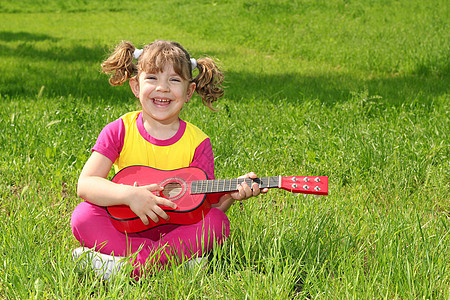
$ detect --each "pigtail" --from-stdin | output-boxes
[193,58,224,110]
[101,41,137,86]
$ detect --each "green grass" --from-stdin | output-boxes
[0,0,449,298]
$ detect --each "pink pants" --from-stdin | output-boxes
[71,201,230,275]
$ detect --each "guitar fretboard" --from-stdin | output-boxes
[190,177,279,194]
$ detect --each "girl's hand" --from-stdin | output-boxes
[127,183,177,225]
[212,172,269,212]
[230,172,269,201]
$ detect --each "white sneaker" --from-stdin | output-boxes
[72,247,125,280]
[185,256,208,269]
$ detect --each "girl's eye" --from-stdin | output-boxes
[170,77,182,82]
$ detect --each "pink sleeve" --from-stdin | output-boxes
[91,118,125,163]
[189,138,225,204]
[189,138,215,179]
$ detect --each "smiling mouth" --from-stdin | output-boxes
[152,98,172,106]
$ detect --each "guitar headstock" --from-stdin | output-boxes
[279,176,328,195]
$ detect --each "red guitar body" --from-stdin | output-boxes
[106,166,211,233]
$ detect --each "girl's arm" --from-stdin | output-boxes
[212,172,268,212]
[77,151,177,225]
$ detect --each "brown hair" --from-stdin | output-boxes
[101,40,224,110]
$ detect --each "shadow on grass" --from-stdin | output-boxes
[0,31,107,63]
[0,30,132,102]
[1,30,448,106]
[0,31,58,42]
[225,71,448,106]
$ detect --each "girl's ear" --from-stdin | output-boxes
[129,76,139,98]
[186,82,196,103]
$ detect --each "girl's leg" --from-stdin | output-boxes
[71,201,163,258]
[71,202,229,269]
[136,207,230,265]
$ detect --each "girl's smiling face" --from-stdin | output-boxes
[130,63,195,126]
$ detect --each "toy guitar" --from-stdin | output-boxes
[106,165,328,233]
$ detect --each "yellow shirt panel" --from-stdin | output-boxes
[113,111,208,173]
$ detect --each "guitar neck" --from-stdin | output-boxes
[191,177,280,194]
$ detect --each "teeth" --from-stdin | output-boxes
[153,98,171,102]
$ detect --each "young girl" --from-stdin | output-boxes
[71,40,266,279]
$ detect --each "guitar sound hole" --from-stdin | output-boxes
[162,182,183,199]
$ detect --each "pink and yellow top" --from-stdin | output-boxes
[92,111,221,202]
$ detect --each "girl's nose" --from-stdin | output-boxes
[156,80,170,92]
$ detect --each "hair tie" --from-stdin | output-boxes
[133,48,143,59]
[190,58,197,70]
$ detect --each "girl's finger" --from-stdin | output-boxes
[152,205,170,220]
[146,211,159,223]
[240,182,252,199]
[252,182,260,196]
[143,184,164,192]
[139,214,149,225]
[156,197,177,209]
[247,172,257,179]
[233,184,243,200]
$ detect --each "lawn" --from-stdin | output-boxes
[0,0,448,298]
